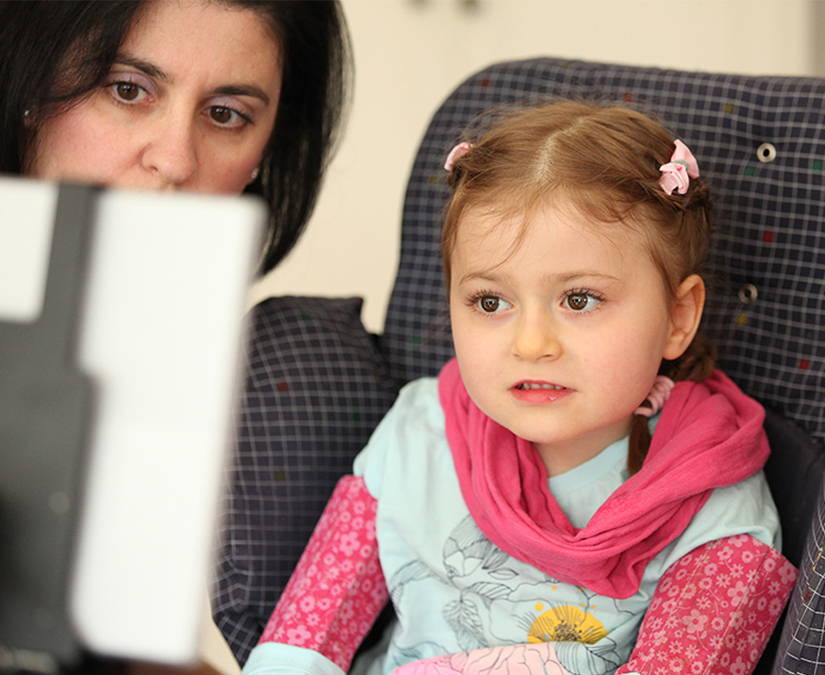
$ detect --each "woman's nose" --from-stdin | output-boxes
[512,310,562,361]
[140,113,198,187]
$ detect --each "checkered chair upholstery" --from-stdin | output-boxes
[212,58,825,672]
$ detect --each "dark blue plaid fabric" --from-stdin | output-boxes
[214,58,825,670]
[212,297,398,664]
[777,474,825,674]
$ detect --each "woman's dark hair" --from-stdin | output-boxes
[0,0,352,273]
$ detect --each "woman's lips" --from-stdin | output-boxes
[510,380,572,403]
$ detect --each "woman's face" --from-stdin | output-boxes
[26,0,282,194]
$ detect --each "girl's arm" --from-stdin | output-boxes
[616,534,797,674]
[244,475,388,674]
[395,535,795,675]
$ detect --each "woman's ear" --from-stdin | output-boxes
[663,274,706,360]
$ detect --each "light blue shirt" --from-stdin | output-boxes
[244,377,780,675]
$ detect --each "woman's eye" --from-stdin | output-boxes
[110,81,147,103]
[564,291,602,312]
[476,295,511,314]
[207,105,249,128]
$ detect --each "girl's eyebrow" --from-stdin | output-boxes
[552,271,621,283]
[457,270,506,286]
[458,270,621,285]
[112,52,271,105]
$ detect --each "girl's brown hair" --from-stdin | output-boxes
[442,101,716,475]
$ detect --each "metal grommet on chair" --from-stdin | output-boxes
[738,283,759,304]
[756,142,777,163]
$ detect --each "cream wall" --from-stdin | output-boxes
[251,0,815,334]
[209,2,816,673]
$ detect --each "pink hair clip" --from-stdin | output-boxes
[634,375,675,417]
[444,142,473,172]
[658,139,700,195]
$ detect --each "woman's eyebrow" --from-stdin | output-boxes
[113,53,168,80]
[113,52,271,105]
[213,85,271,106]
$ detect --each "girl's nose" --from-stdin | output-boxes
[140,113,198,187]
[512,310,562,361]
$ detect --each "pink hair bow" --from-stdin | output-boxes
[658,139,700,195]
[635,375,675,417]
[444,142,472,171]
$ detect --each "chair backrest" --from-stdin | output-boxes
[775,473,825,674]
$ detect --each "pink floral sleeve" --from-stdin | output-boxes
[616,534,797,674]
[258,475,388,672]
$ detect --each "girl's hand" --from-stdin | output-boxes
[127,662,225,675]
[392,642,570,675]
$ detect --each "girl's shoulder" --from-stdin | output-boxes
[397,375,441,408]
[700,470,780,549]
[388,376,445,434]
[650,470,781,580]
[353,376,448,498]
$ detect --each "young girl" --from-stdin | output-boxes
[242,102,797,675]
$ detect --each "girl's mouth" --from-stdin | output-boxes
[514,382,566,391]
[510,380,572,403]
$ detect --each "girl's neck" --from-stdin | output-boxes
[535,416,633,477]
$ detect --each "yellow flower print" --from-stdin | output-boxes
[528,605,608,644]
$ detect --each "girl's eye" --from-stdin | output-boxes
[564,291,603,312]
[207,105,250,128]
[475,295,512,314]
[110,81,147,103]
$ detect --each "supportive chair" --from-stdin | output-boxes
[212,57,825,673]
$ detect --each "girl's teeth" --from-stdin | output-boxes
[519,383,564,390]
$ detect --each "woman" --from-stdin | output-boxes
[0,0,351,273]
[0,1,351,672]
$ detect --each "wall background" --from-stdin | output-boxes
[210,2,818,672]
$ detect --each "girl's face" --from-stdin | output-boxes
[26,0,281,194]
[449,198,702,476]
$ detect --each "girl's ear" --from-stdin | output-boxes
[663,274,706,360]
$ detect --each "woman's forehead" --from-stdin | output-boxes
[121,0,282,85]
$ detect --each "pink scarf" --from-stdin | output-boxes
[438,358,770,598]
